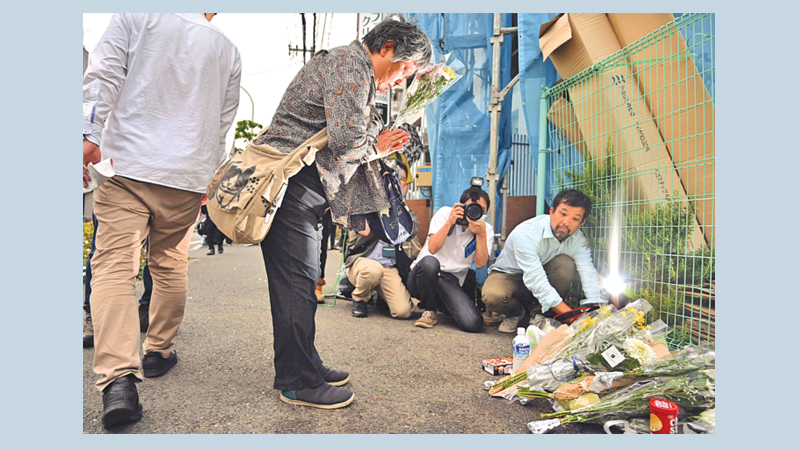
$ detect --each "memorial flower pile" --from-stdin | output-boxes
[482,298,716,434]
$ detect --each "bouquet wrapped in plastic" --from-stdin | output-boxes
[390,53,465,130]
[524,300,663,392]
[527,369,716,434]
[625,342,715,377]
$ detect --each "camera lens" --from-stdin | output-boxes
[465,202,483,221]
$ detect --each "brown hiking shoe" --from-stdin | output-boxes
[83,311,94,348]
[316,278,326,303]
[415,310,438,328]
[482,310,502,326]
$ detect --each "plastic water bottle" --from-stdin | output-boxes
[512,327,531,372]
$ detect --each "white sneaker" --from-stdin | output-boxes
[498,313,523,333]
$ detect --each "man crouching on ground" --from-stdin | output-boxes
[482,189,606,332]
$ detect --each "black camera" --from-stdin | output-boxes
[455,177,486,226]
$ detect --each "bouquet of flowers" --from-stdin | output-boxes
[527,369,716,434]
[390,54,465,130]
[625,342,715,378]
[523,300,660,391]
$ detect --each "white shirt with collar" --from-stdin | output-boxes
[489,214,604,312]
[83,13,242,193]
[411,206,494,286]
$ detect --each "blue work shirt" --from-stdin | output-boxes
[489,215,605,312]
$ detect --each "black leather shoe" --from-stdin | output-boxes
[142,349,178,378]
[207,247,215,255]
[102,374,143,429]
[280,383,354,409]
[138,303,149,333]
[218,246,224,254]
[351,301,368,318]
[318,364,350,386]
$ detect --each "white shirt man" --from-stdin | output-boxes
[82,13,241,429]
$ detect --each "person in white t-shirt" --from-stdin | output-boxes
[407,188,494,332]
[82,13,241,429]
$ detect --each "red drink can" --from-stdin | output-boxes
[649,398,679,434]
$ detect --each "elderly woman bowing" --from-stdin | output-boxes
[255,16,432,409]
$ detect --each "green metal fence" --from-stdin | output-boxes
[538,13,714,347]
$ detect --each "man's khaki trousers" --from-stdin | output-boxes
[482,254,581,316]
[90,176,201,391]
[347,257,418,319]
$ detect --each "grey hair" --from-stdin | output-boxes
[362,14,433,70]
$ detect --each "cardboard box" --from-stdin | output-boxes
[482,357,513,376]
[546,95,589,157]
[540,14,705,251]
[607,13,714,247]
[539,14,623,81]
[415,165,432,187]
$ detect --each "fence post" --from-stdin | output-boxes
[536,89,548,216]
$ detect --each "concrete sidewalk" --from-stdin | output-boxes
[83,234,603,434]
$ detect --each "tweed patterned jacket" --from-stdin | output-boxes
[254,41,388,231]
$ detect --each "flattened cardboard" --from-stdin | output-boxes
[540,13,705,251]
[539,14,623,80]
[607,13,714,247]
[546,96,588,157]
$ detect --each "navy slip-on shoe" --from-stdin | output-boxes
[318,364,350,386]
[280,383,354,410]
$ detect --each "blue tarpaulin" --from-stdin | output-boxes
[407,13,513,221]
[517,13,560,208]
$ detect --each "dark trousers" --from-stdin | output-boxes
[323,209,339,249]
[200,205,225,250]
[319,210,331,278]
[84,215,98,313]
[407,256,483,333]
[139,243,152,305]
[260,164,328,391]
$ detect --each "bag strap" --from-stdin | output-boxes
[301,128,329,153]
[249,127,329,155]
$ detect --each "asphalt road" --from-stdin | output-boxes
[82,233,603,435]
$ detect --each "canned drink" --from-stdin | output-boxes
[649,398,679,434]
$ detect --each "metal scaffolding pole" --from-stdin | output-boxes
[487,13,518,242]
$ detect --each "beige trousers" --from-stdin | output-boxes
[347,257,418,319]
[90,176,201,392]
[482,254,580,316]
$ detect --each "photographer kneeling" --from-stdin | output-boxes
[407,179,494,332]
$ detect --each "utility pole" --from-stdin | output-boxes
[288,13,317,64]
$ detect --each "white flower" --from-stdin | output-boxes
[622,337,657,366]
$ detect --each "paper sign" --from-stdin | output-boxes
[83,159,115,194]
[601,345,625,368]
